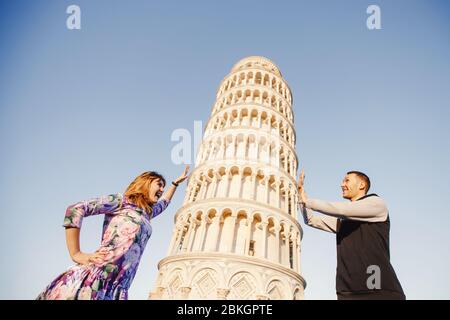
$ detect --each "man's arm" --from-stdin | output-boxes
[301,204,339,233]
[305,196,388,222]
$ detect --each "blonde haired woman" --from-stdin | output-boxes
[37,166,190,300]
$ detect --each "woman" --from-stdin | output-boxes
[37,166,190,300]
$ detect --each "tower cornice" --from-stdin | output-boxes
[205,102,296,142]
[230,56,283,77]
[173,198,303,239]
[200,127,298,167]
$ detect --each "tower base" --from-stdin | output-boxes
[149,253,306,300]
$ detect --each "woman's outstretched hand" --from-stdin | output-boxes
[174,165,190,185]
[162,165,190,202]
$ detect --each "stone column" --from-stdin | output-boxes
[194,217,208,251]
[171,223,184,254]
[188,179,197,202]
[176,224,188,253]
[227,79,232,90]
[274,225,281,264]
[236,171,243,199]
[245,217,254,256]
[214,216,223,252]
[167,226,179,256]
[226,215,237,253]
[284,150,288,173]
[255,137,261,163]
[243,136,248,159]
[289,128,293,146]
[183,183,192,204]
[226,114,231,128]
[293,155,297,175]
[200,180,208,200]
[207,143,214,162]
[285,229,291,268]
[290,191,296,217]
[291,233,297,271]
[196,144,203,164]
[260,221,268,259]
[289,152,294,176]
[275,180,281,209]
[223,172,231,198]
[235,218,247,254]
[182,218,196,252]
[206,216,222,251]
[250,174,256,201]
[264,177,270,204]
[211,175,219,198]
[284,187,289,212]
[187,184,196,204]
[186,218,200,252]
[231,136,237,157]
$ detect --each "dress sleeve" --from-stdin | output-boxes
[150,198,171,219]
[63,193,123,228]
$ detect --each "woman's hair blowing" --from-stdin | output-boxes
[124,171,166,214]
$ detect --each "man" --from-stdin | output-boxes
[298,170,405,300]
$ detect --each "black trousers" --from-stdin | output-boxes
[337,291,406,300]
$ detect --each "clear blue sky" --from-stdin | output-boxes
[1,0,449,299]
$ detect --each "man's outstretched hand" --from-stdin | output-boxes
[297,169,308,205]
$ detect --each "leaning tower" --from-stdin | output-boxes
[149,56,305,300]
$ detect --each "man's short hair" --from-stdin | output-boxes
[347,171,371,193]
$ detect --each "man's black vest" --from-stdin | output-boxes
[336,194,405,298]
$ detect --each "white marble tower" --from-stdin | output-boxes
[149,56,305,300]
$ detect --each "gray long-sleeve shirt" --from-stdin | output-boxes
[301,195,389,233]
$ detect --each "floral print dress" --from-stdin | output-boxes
[37,193,170,300]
